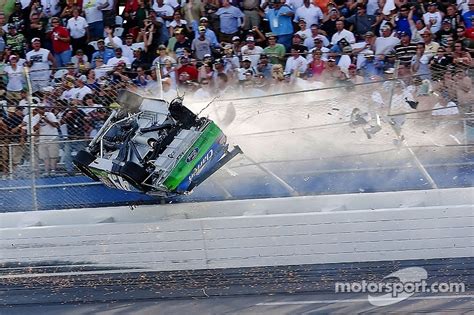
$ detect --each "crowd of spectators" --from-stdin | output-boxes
[0,0,473,176]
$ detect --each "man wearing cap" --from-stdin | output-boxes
[294,0,324,28]
[436,19,457,47]
[241,35,264,67]
[394,31,417,67]
[374,24,400,59]
[4,54,24,100]
[238,56,256,80]
[107,47,132,68]
[173,28,192,59]
[121,34,135,62]
[423,2,443,34]
[5,24,25,55]
[263,33,286,65]
[50,17,72,67]
[216,0,245,43]
[192,26,212,60]
[294,19,312,41]
[264,0,294,51]
[393,4,411,38]
[321,7,340,39]
[194,17,219,48]
[284,45,307,76]
[67,7,89,54]
[25,38,56,92]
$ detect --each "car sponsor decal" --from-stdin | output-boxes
[186,147,199,163]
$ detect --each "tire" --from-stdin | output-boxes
[73,150,100,181]
[120,161,150,191]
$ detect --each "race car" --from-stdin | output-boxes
[73,90,242,197]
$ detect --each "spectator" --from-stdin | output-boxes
[408,6,426,44]
[304,24,329,49]
[294,0,324,28]
[394,31,417,67]
[71,76,93,100]
[98,0,115,27]
[263,0,294,51]
[241,0,261,31]
[263,33,286,65]
[238,56,256,80]
[153,0,174,26]
[241,35,263,67]
[107,47,132,68]
[25,38,56,92]
[444,4,464,31]
[169,11,190,37]
[421,30,440,54]
[463,3,473,28]
[71,49,90,72]
[4,106,25,172]
[91,39,114,66]
[30,103,60,176]
[192,26,212,60]
[452,40,473,65]
[423,2,443,34]
[255,54,272,78]
[83,0,105,40]
[294,19,312,41]
[430,47,452,81]
[67,7,89,54]
[285,45,307,76]
[60,102,88,175]
[321,8,340,39]
[4,55,25,100]
[216,0,244,43]
[24,12,46,44]
[50,17,72,67]
[411,42,432,80]
[194,17,219,48]
[122,33,135,62]
[307,49,326,80]
[346,3,376,40]
[5,24,25,55]
[330,19,356,46]
[374,24,400,59]
[182,0,205,28]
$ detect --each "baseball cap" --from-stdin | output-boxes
[398,31,409,37]
[364,31,375,37]
[242,56,252,62]
[9,55,17,61]
[7,24,15,29]
[328,57,336,62]
[200,17,208,21]
[31,37,41,43]
[97,38,105,43]
[174,28,183,34]
[427,2,437,6]
[348,64,357,70]
[384,68,395,74]
[442,18,451,24]
[246,36,255,42]
[232,36,241,41]
[125,33,134,38]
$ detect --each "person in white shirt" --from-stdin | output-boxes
[104,26,123,49]
[121,34,135,62]
[285,46,308,75]
[285,0,304,11]
[41,0,61,17]
[107,47,131,68]
[294,19,312,41]
[25,38,56,92]
[82,0,103,39]
[423,2,443,34]
[4,55,25,97]
[293,0,324,27]
[240,36,264,67]
[23,104,60,174]
[67,8,89,53]
[331,20,356,46]
[152,0,175,27]
[70,76,93,100]
[303,24,329,49]
[374,24,400,58]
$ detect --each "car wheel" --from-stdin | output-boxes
[73,150,99,180]
[120,162,150,191]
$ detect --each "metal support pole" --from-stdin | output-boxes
[8,144,13,180]
[24,66,38,211]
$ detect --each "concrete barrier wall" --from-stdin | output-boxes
[1,188,472,273]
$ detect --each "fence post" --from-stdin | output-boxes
[8,144,13,180]
[24,66,39,211]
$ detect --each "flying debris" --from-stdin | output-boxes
[350,108,382,139]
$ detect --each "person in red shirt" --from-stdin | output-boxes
[176,57,199,85]
[50,17,72,67]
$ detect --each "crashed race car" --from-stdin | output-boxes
[73,90,242,197]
